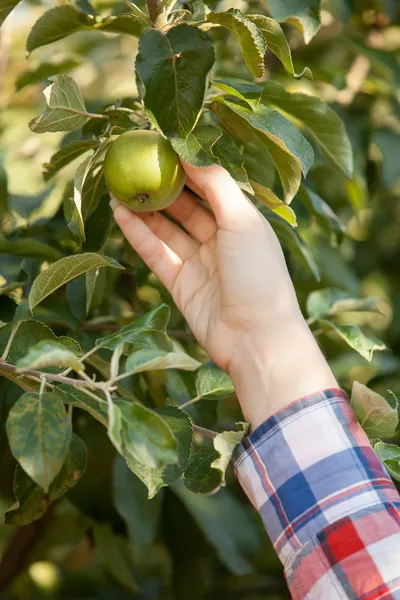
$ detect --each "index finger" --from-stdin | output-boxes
[181,161,259,231]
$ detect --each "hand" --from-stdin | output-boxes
[111,162,337,428]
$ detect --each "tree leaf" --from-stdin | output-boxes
[113,455,163,554]
[0,235,63,262]
[136,24,214,137]
[195,362,234,400]
[6,391,72,492]
[298,186,346,244]
[171,126,222,167]
[43,140,100,182]
[126,407,193,498]
[207,10,266,78]
[184,445,221,494]
[318,319,386,361]
[263,0,322,44]
[108,399,178,470]
[93,523,138,591]
[374,442,400,481]
[212,96,313,202]
[266,210,320,280]
[16,340,83,373]
[124,348,201,377]
[5,434,87,526]
[29,75,90,134]
[247,15,312,78]
[212,78,263,110]
[211,131,253,193]
[172,482,261,575]
[15,56,82,91]
[249,183,297,226]
[58,384,108,426]
[27,5,92,54]
[29,252,123,310]
[307,288,381,320]
[351,381,398,439]
[211,422,249,485]
[0,0,20,27]
[97,12,145,37]
[262,80,353,178]
[96,304,172,353]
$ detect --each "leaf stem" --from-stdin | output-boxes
[180,395,201,409]
[0,360,103,389]
[1,322,21,361]
[192,424,217,439]
[60,107,108,120]
[61,345,99,377]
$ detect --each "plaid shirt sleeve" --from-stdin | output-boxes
[233,388,400,599]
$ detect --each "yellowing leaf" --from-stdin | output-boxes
[351,381,398,439]
[211,422,249,485]
[16,340,83,373]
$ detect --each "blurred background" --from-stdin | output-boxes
[1,0,400,598]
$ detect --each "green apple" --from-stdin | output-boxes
[104,130,186,212]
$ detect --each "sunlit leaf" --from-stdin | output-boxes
[318,319,386,361]
[307,288,381,320]
[351,381,398,438]
[27,5,93,54]
[374,442,400,481]
[195,362,234,400]
[124,348,201,377]
[16,340,83,373]
[212,78,263,109]
[263,0,322,44]
[29,252,122,310]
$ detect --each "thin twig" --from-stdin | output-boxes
[0,360,101,389]
[180,394,201,409]
[192,424,217,439]
[61,346,99,377]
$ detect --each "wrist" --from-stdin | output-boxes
[229,312,337,430]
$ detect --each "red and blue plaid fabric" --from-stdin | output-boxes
[234,388,400,599]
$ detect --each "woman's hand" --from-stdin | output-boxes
[111,162,337,427]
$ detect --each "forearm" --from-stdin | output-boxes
[229,306,337,430]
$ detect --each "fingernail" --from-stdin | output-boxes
[109,196,120,211]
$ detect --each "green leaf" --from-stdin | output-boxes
[211,131,253,193]
[113,455,163,554]
[374,442,400,481]
[136,24,214,137]
[207,10,266,78]
[211,422,249,486]
[172,482,261,575]
[6,391,72,492]
[93,523,137,592]
[29,75,90,134]
[318,319,386,361]
[266,210,320,280]
[5,434,87,526]
[171,126,222,167]
[263,0,322,44]
[298,186,346,244]
[307,288,381,320]
[212,96,313,202]
[184,445,221,494]
[0,0,20,27]
[212,78,263,110]
[0,234,63,262]
[29,252,123,310]
[58,384,108,426]
[108,399,178,470]
[96,304,172,353]
[15,56,82,91]
[16,340,83,373]
[195,361,234,400]
[0,319,82,365]
[124,349,201,377]
[351,381,398,439]
[247,15,312,78]
[27,6,92,54]
[43,140,100,182]
[262,80,353,179]
[126,407,193,498]
[97,12,145,37]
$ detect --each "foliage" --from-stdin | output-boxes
[1,0,400,598]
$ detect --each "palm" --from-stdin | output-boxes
[113,163,293,371]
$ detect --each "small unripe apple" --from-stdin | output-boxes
[104,130,186,212]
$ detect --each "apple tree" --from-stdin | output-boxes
[1,0,400,597]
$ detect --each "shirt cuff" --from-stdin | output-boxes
[233,388,398,570]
